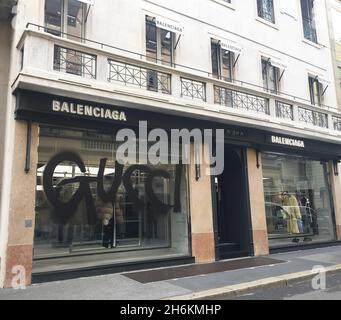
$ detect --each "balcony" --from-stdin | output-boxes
[14,23,341,141]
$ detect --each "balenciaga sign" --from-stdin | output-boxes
[52,100,127,122]
[270,135,305,148]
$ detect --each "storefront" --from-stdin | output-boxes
[34,127,190,261]
[13,89,341,282]
[15,89,197,278]
[261,135,341,250]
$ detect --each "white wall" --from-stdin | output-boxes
[13,0,338,108]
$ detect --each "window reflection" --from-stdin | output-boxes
[45,0,85,41]
[262,153,335,247]
[45,0,63,36]
[34,127,190,261]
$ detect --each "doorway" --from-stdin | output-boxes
[213,146,252,260]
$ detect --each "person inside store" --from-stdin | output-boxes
[96,197,114,248]
[96,195,125,248]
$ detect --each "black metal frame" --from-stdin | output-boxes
[333,116,341,131]
[298,107,328,128]
[53,45,97,79]
[25,120,32,173]
[180,78,206,102]
[108,59,171,94]
[276,101,294,121]
[26,22,340,111]
[214,86,270,115]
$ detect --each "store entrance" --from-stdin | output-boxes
[213,146,251,260]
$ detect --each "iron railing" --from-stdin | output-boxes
[53,45,97,79]
[181,78,206,101]
[26,23,341,112]
[276,101,294,121]
[108,60,171,94]
[298,107,328,128]
[333,116,341,131]
[214,86,270,115]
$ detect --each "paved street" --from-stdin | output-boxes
[224,271,341,300]
[0,246,341,300]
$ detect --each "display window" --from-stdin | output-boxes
[262,152,336,247]
[34,126,190,267]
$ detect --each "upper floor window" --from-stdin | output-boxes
[301,0,317,43]
[146,16,175,67]
[257,0,275,23]
[309,76,324,106]
[262,58,279,94]
[211,39,234,82]
[45,0,86,41]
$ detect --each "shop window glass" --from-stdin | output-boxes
[34,126,190,269]
[262,152,335,247]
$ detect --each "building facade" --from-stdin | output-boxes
[327,0,341,108]
[2,0,341,287]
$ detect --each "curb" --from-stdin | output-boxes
[165,264,341,300]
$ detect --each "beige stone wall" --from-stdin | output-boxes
[188,144,215,263]
[0,121,39,288]
[0,21,11,225]
[246,148,269,256]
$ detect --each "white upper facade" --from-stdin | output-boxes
[9,0,341,142]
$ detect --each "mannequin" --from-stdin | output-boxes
[282,192,301,236]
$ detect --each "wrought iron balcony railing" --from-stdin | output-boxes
[333,116,341,132]
[53,45,97,79]
[298,107,328,128]
[108,60,171,94]
[214,86,270,115]
[181,78,206,102]
[17,25,341,137]
[276,101,294,121]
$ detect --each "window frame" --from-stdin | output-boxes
[300,0,318,44]
[211,39,235,82]
[145,16,175,67]
[308,76,324,106]
[44,0,87,41]
[262,58,279,94]
[257,0,275,24]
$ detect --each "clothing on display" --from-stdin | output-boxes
[282,192,301,235]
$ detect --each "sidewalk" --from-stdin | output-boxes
[0,246,341,300]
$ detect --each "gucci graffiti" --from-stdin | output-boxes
[42,152,183,225]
